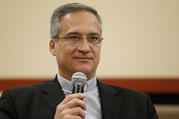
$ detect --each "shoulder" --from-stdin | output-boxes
[98,81,150,100]
[1,80,56,99]
[98,81,158,119]
[6,80,54,91]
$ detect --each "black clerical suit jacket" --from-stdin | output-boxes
[0,77,158,119]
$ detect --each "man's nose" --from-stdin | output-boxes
[77,38,91,53]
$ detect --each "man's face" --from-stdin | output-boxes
[50,11,102,80]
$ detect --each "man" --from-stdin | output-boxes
[0,3,158,119]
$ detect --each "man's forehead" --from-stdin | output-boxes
[59,11,101,34]
[60,10,98,22]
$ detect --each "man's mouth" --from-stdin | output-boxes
[73,56,93,62]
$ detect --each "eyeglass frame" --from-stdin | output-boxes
[52,34,103,46]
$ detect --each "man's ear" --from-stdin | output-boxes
[49,39,56,56]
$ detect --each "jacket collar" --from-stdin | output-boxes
[40,76,121,119]
[97,80,121,119]
[41,76,65,114]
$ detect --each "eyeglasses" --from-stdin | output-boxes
[53,34,103,46]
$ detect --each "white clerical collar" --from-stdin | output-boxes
[57,73,97,93]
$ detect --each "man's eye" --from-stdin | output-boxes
[67,35,80,40]
[89,36,99,41]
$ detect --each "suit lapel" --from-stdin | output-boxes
[98,80,121,119]
[39,77,121,118]
[41,76,65,114]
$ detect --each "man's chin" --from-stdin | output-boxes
[72,67,94,77]
[74,69,91,74]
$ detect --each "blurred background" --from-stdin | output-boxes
[0,0,179,119]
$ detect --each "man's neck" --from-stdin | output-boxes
[58,70,96,81]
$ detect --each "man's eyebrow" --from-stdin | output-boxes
[65,32,100,36]
[66,32,80,35]
[88,33,100,36]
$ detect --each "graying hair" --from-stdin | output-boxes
[50,3,102,38]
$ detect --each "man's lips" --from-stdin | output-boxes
[73,56,93,61]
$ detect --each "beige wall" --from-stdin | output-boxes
[0,0,178,78]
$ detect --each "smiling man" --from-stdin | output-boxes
[49,9,102,81]
[0,3,158,119]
